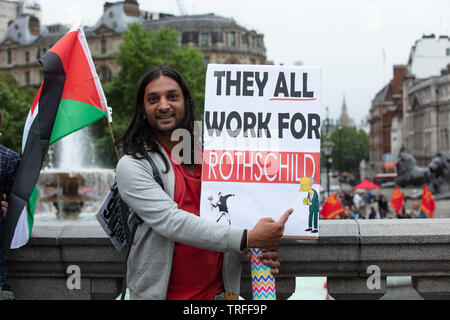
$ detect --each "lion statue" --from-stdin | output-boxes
[395,148,431,187]
[427,152,450,194]
[395,149,450,195]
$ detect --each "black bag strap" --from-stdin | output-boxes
[120,153,164,300]
[143,152,165,191]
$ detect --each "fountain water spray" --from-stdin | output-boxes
[37,127,115,220]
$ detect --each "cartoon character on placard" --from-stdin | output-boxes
[208,192,235,225]
[299,177,319,233]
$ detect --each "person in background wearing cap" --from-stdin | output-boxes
[0,110,21,300]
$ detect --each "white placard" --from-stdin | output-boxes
[200,64,321,239]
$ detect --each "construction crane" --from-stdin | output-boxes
[175,0,186,15]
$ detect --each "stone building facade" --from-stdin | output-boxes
[402,35,450,165]
[143,14,266,65]
[0,0,41,40]
[369,65,406,172]
[0,0,267,87]
[368,34,450,172]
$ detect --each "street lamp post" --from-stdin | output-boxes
[338,125,342,190]
[323,139,334,197]
[436,87,440,154]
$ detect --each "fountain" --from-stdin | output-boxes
[36,128,115,220]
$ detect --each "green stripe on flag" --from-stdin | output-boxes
[27,186,38,237]
[50,99,107,144]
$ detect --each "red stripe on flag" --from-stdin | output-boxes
[202,150,320,184]
[48,29,103,111]
[30,83,43,115]
[60,34,103,110]
[49,30,78,72]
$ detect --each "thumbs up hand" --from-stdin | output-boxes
[247,208,294,250]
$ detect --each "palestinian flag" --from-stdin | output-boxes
[1,27,108,251]
[320,193,344,219]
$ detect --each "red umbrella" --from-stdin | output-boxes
[353,179,380,190]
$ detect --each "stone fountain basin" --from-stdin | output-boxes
[37,169,115,205]
[39,194,100,203]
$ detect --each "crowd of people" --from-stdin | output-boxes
[322,190,430,220]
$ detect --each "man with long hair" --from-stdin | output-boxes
[115,66,293,300]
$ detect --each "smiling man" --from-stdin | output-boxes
[115,66,293,300]
[144,76,186,140]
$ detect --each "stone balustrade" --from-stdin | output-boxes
[7,219,450,300]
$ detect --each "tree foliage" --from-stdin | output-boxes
[92,24,207,167]
[326,126,369,176]
[0,71,37,153]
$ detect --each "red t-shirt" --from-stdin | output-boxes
[163,147,224,300]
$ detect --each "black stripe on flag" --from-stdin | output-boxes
[0,51,66,253]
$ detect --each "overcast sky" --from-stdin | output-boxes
[38,0,450,125]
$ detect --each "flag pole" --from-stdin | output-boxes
[104,115,120,162]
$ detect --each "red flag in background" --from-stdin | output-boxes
[390,186,404,216]
[320,193,344,219]
[420,185,436,218]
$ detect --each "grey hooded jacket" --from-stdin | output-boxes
[116,148,245,300]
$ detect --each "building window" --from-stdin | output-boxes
[101,37,107,54]
[25,51,29,64]
[7,48,12,64]
[25,71,30,86]
[200,33,209,46]
[229,31,236,47]
[446,48,450,56]
[256,37,261,48]
[211,29,222,43]
[443,128,449,150]
[100,66,111,82]
[36,46,41,60]
[181,30,199,44]
[241,33,247,47]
